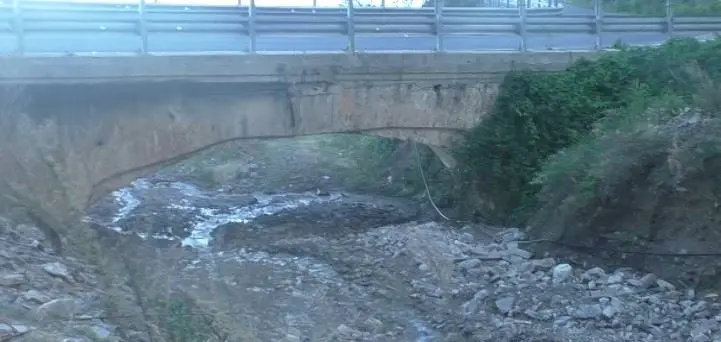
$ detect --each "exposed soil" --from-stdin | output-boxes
[530,147,721,296]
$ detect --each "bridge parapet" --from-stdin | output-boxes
[0,0,716,55]
[0,51,598,84]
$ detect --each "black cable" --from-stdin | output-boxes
[518,237,721,257]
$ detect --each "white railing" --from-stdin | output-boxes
[2,0,718,55]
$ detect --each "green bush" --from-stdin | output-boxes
[456,36,721,225]
[531,75,721,241]
[319,134,459,210]
[154,298,214,342]
[568,0,721,16]
[318,134,400,180]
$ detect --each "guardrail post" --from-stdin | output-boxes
[11,0,23,55]
[434,0,444,52]
[665,0,673,39]
[346,0,355,53]
[519,0,527,51]
[249,0,256,53]
[593,0,602,50]
[138,0,148,54]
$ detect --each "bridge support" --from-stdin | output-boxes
[0,78,485,252]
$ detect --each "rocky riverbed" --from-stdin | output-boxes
[1,137,721,341]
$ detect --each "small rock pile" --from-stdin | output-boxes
[353,224,721,341]
[4,208,721,342]
[0,217,133,341]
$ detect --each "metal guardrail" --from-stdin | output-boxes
[2,0,720,55]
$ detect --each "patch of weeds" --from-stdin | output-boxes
[153,298,215,342]
[530,65,721,242]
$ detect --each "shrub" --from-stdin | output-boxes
[320,134,455,200]
[455,36,721,225]
[153,297,215,342]
[530,71,721,242]
[568,0,721,16]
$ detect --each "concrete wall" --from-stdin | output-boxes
[0,51,600,251]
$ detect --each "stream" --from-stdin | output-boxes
[86,177,440,341]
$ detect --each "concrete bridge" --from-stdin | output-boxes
[0,51,597,251]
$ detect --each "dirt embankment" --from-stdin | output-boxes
[529,110,721,294]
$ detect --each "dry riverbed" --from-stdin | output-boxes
[0,137,720,341]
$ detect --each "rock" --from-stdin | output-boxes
[531,258,556,270]
[14,224,47,243]
[628,273,658,289]
[602,305,617,319]
[335,324,363,340]
[41,262,73,283]
[602,297,624,320]
[496,228,527,243]
[208,162,251,184]
[524,308,553,321]
[11,325,30,334]
[457,259,481,271]
[552,264,573,284]
[554,315,573,327]
[495,296,515,315]
[315,189,330,197]
[90,324,113,339]
[459,232,474,244]
[284,334,302,342]
[657,279,676,292]
[0,216,10,231]
[581,267,606,281]
[606,273,624,284]
[638,273,658,288]
[461,289,489,316]
[687,288,696,300]
[573,304,603,319]
[35,297,79,321]
[22,290,50,304]
[18,331,65,342]
[361,317,383,332]
[506,247,533,259]
[0,273,27,287]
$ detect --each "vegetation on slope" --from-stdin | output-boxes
[320,134,459,209]
[455,36,721,226]
[568,0,721,16]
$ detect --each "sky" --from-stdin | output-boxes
[54,0,424,8]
